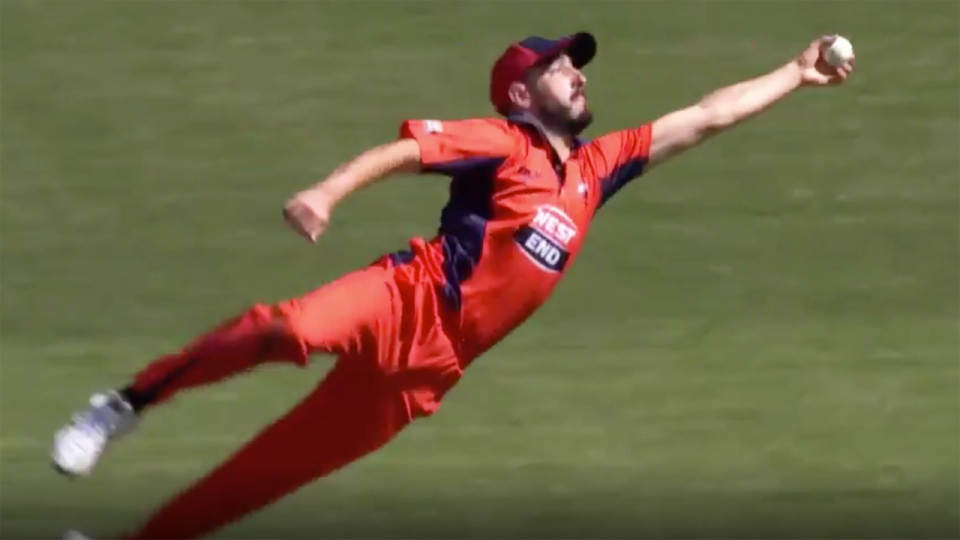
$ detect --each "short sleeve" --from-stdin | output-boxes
[399,118,517,177]
[582,123,653,209]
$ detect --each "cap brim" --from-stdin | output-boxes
[541,32,597,69]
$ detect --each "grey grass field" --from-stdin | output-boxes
[1,1,958,538]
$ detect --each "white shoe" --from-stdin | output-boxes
[63,530,94,540]
[52,390,139,477]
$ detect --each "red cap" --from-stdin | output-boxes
[489,32,597,116]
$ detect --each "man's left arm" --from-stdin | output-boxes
[586,36,854,209]
[647,35,854,169]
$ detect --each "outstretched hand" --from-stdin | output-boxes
[797,35,856,87]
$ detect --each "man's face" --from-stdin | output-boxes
[525,53,594,135]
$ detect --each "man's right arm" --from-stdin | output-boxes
[283,138,422,243]
[295,138,422,211]
[284,118,515,243]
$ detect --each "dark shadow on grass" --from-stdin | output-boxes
[3,485,958,539]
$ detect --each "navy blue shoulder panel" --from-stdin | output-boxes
[596,157,648,210]
[391,157,506,311]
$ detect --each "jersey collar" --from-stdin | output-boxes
[507,111,585,185]
[506,112,585,151]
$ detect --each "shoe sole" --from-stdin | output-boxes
[51,459,83,479]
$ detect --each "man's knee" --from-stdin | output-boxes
[241,302,311,367]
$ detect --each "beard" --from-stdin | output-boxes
[536,101,595,137]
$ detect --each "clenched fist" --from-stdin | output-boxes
[283,189,334,243]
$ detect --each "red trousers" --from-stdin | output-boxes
[120,254,464,540]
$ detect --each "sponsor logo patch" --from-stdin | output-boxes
[514,205,578,273]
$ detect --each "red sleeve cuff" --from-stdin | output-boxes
[636,123,652,160]
[399,120,441,166]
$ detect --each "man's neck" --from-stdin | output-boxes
[514,111,574,162]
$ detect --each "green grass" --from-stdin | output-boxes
[2,0,958,538]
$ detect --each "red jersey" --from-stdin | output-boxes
[393,114,651,360]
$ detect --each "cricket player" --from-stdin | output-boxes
[53,32,854,540]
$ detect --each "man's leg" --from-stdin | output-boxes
[117,303,310,412]
[121,357,410,540]
[115,260,463,540]
[52,263,403,477]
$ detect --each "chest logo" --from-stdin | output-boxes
[514,205,579,273]
[516,166,540,180]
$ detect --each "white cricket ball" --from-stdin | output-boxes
[824,35,854,67]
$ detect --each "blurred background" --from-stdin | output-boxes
[1,1,958,538]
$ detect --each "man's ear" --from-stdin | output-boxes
[507,80,532,111]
